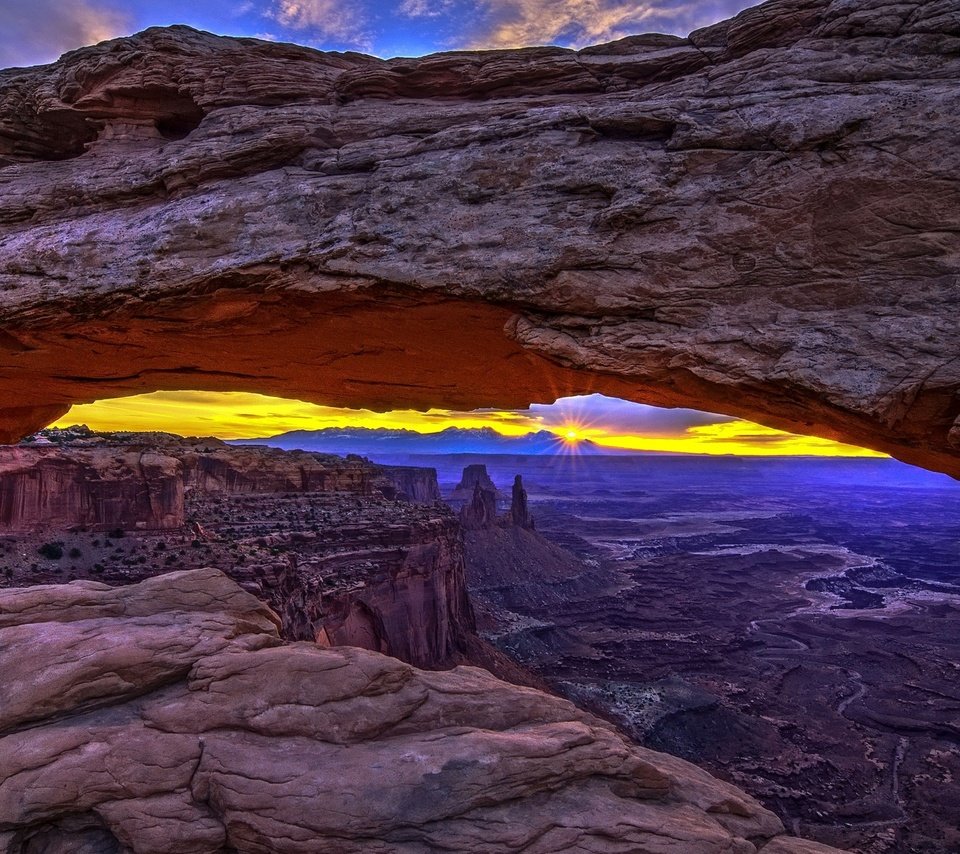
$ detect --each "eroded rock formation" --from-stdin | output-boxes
[460,481,500,530]
[0,431,439,532]
[451,464,502,501]
[0,567,843,854]
[0,432,476,669]
[0,445,184,532]
[510,474,535,529]
[0,0,957,477]
[455,465,536,531]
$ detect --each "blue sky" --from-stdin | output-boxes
[2,0,760,69]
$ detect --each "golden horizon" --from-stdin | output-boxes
[50,390,887,459]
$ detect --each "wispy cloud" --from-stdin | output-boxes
[398,0,456,18]
[267,0,373,49]
[0,0,131,68]
[459,0,757,49]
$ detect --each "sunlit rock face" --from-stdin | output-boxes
[0,568,844,854]
[0,0,958,476]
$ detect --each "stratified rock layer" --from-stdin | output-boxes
[0,433,439,532]
[0,0,958,476]
[0,445,184,532]
[0,432,471,669]
[0,568,843,854]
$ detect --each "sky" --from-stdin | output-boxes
[0,0,761,69]
[53,391,886,457]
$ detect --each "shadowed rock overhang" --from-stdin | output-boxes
[0,0,958,477]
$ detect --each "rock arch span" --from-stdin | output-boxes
[0,0,958,477]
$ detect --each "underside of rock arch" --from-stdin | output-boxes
[0,0,958,478]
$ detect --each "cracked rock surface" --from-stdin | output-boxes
[0,567,844,853]
[0,0,958,476]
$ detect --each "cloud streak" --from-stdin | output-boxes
[268,0,373,49]
[452,0,759,50]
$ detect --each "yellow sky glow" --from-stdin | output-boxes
[52,391,886,458]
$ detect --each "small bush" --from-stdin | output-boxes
[108,528,125,539]
[38,542,64,560]
[68,547,82,559]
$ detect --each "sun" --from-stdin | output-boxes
[564,428,581,442]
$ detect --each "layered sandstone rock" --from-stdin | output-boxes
[460,481,500,530]
[259,500,475,668]
[0,432,440,532]
[455,465,536,531]
[0,432,470,669]
[0,445,184,532]
[0,568,843,854]
[451,464,502,501]
[0,0,957,477]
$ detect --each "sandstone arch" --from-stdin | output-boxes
[0,0,958,477]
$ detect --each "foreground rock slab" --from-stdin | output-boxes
[0,568,843,853]
[0,0,959,477]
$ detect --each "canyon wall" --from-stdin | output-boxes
[0,435,441,532]
[0,446,184,532]
[0,0,958,477]
[310,513,474,668]
[0,434,471,670]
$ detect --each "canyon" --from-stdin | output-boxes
[0,429,469,669]
[1,0,959,851]
[441,455,960,854]
[0,0,957,477]
[0,433,844,853]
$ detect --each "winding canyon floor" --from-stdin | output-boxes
[411,454,960,854]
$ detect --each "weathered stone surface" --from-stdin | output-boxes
[451,464,502,501]
[460,480,500,530]
[0,444,184,532]
[0,431,440,532]
[0,568,844,853]
[0,432,471,669]
[0,0,957,476]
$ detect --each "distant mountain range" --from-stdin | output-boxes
[229,427,617,456]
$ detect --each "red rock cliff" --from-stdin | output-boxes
[0,433,442,532]
[0,434,469,669]
[0,446,184,532]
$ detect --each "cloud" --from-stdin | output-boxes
[462,0,757,49]
[268,0,372,49]
[530,394,733,437]
[0,0,132,68]
[398,0,456,18]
